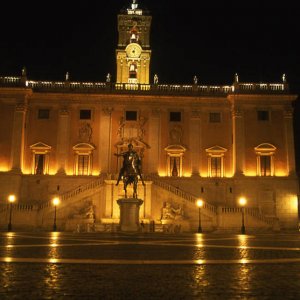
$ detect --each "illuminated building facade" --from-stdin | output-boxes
[0,1,298,232]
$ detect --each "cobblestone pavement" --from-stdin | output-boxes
[1,232,300,299]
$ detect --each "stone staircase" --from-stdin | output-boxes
[145,174,217,216]
[39,175,106,211]
[0,173,280,232]
[145,174,279,231]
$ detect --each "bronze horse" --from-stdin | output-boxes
[115,144,145,198]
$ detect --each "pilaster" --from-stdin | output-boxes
[232,106,245,176]
[148,109,161,173]
[99,107,113,173]
[284,107,296,175]
[190,110,201,175]
[10,102,27,172]
[56,107,70,175]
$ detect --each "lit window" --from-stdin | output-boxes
[77,155,90,176]
[34,154,45,175]
[209,112,221,123]
[129,63,137,79]
[210,157,222,177]
[30,142,51,175]
[170,112,181,122]
[255,143,276,176]
[73,143,95,176]
[206,146,227,177]
[164,145,186,177]
[260,156,271,176]
[170,157,180,177]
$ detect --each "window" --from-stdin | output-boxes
[80,110,91,120]
[257,110,269,121]
[209,112,221,123]
[170,157,180,177]
[73,143,95,176]
[126,111,137,121]
[129,63,137,79]
[206,146,227,177]
[260,156,271,176]
[38,109,50,119]
[164,145,186,177]
[210,157,222,177]
[77,155,90,176]
[255,143,276,176]
[170,112,181,122]
[30,142,51,175]
[34,154,45,175]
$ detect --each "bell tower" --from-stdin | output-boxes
[116,0,152,84]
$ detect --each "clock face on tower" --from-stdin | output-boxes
[125,43,142,58]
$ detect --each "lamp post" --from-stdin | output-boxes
[52,197,60,232]
[7,194,16,231]
[239,197,247,234]
[196,199,204,233]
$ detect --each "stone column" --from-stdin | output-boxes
[56,107,70,175]
[10,102,27,172]
[190,110,201,175]
[148,108,161,174]
[232,106,245,175]
[284,107,296,175]
[99,107,113,174]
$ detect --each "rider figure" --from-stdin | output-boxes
[115,143,145,186]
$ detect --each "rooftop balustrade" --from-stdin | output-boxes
[0,76,289,96]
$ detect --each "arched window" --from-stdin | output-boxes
[254,143,276,176]
[73,143,95,176]
[205,146,227,177]
[130,24,139,43]
[30,142,52,175]
[129,63,137,79]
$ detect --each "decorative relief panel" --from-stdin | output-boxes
[103,107,113,116]
[117,115,149,148]
[169,125,182,144]
[78,122,92,143]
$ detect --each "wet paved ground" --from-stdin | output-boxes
[1,232,300,299]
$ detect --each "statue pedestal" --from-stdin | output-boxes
[117,198,143,232]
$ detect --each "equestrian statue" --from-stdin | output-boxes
[114,143,145,198]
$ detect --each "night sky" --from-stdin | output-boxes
[1,0,300,170]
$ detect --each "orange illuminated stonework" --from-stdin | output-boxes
[0,1,298,232]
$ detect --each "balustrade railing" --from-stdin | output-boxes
[145,174,217,215]
[0,76,21,86]
[237,83,286,92]
[221,206,276,225]
[39,175,105,210]
[0,203,38,213]
[0,76,288,95]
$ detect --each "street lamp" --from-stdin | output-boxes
[196,199,204,233]
[52,197,60,232]
[7,194,16,231]
[239,197,247,234]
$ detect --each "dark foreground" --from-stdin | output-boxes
[1,231,300,299]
